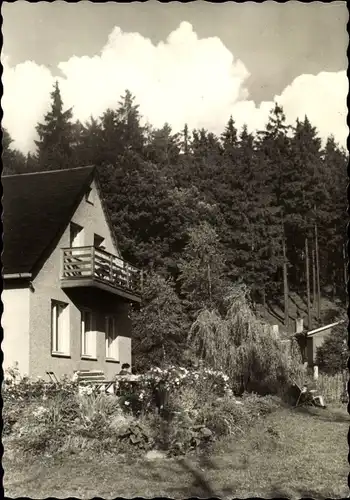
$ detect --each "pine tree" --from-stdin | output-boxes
[75,116,104,167]
[2,128,27,175]
[221,115,238,154]
[181,124,190,155]
[145,122,181,167]
[35,81,76,170]
[287,117,328,293]
[178,221,229,316]
[255,103,291,302]
[116,89,145,155]
[99,109,122,164]
[131,272,189,371]
[98,151,176,271]
[321,136,348,298]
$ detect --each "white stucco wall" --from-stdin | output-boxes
[2,286,31,375]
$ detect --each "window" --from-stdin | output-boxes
[51,301,70,355]
[105,316,119,360]
[81,310,96,358]
[94,234,105,250]
[86,187,95,204]
[70,222,83,248]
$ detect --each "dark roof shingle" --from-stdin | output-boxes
[2,166,95,275]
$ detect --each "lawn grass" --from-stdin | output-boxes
[3,405,349,499]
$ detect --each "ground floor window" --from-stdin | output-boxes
[51,300,70,355]
[81,310,96,358]
[105,315,119,360]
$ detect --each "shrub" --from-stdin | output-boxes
[115,365,231,417]
[10,401,69,454]
[118,421,154,451]
[160,410,213,456]
[3,366,78,404]
[197,397,250,438]
[241,392,283,415]
[316,321,348,375]
[3,370,80,440]
[188,283,304,396]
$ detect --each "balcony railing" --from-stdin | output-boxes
[61,246,142,299]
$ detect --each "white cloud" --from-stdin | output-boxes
[2,21,348,154]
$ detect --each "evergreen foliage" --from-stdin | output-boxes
[315,321,348,375]
[7,87,347,374]
[35,81,77,170]
[2,128,27,175]
[131,272,189,372]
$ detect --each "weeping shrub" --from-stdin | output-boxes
[188,283,304,395]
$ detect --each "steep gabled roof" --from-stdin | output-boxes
[2,166,96,276]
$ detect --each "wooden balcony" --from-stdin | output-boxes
[61,246,142,302]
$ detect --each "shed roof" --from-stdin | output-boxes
[306,320,345,337]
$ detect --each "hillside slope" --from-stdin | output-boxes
[256,292,345,337]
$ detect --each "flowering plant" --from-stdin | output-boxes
[3,364,79,404]
[117,365,232,416]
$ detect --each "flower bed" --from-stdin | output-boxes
[3,363,282,459]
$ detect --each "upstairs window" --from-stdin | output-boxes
[94,234,105,250]
[70,222,83,248]
[86,187,95,205]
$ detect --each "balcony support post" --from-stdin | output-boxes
[109,254,114,284]
[60,249,65,279]
[91,246,95,278]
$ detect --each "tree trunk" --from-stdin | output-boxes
[262,287,266,308]
[314,221,321,321]
[343,243,347,297]
[282,237,289,330]
[305,238,312,331]
[157,296,166,364]
[332,268,336,301]
[207,262,212,306]
[312,248,317,307]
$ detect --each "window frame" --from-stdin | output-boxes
[70,222,84,248]
[85,187,95,205]
[51,300,70,357]
[94,233,105,249]
[81,309,97,359]
[105,315,119,361]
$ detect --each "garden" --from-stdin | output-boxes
[3,283,349,497]
[3,362,349,498]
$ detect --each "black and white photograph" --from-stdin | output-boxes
[2,1,349,498]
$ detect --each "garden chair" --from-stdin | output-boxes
[115,376,139,397]
[46,371,59,383]
[292,381,326,409]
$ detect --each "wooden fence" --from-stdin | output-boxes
[316,370,348,404]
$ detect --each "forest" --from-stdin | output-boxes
[3,82,348,369]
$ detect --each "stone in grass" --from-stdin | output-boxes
[145,449,167,460]
[200,427,213,438]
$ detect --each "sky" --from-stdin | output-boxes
[2,1,348,154]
